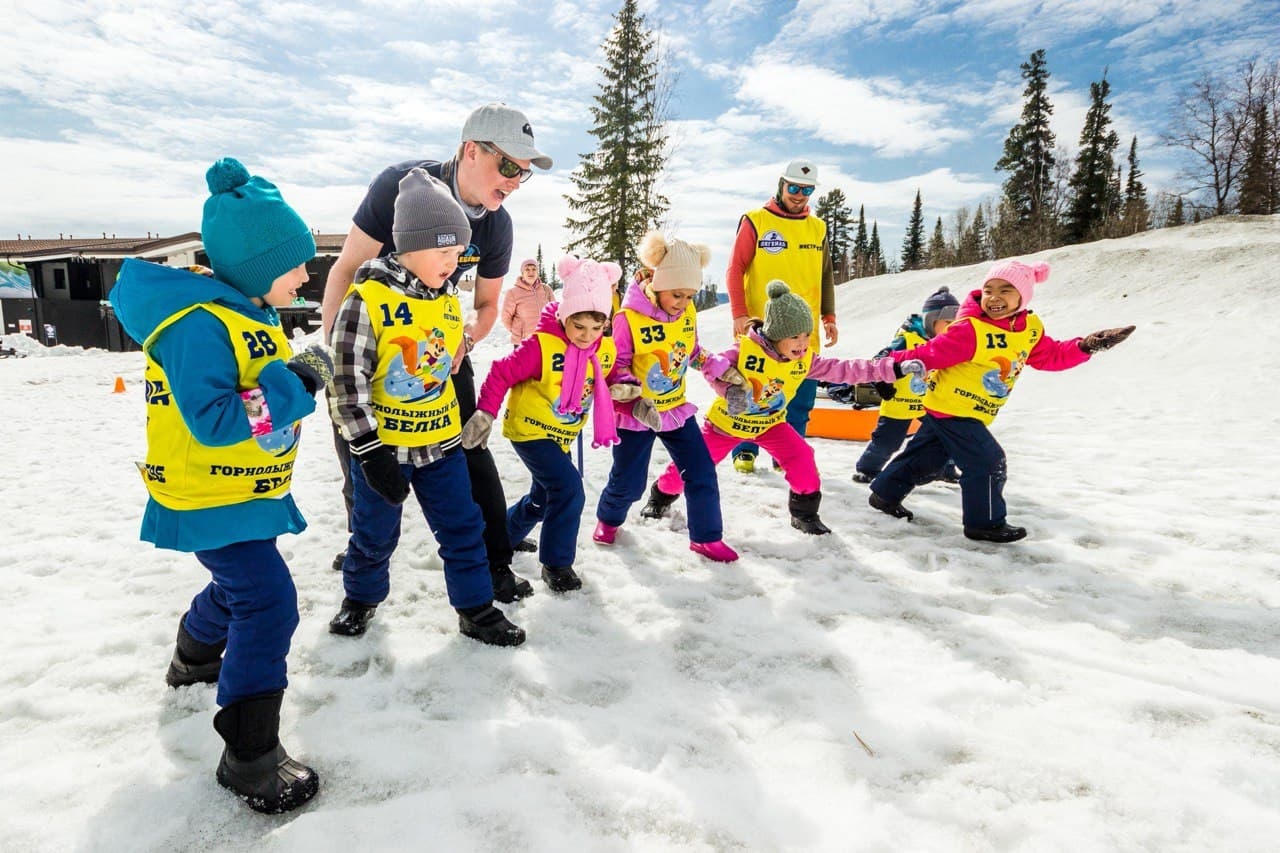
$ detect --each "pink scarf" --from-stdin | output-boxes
[557,341,619,449]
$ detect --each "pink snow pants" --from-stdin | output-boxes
[657,420,821,496]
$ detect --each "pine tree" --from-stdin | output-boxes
[994,49,1057,252]
[900,189,926,271]
[852,205,869,278]
[1238,98,1275,214]
[563,0,668,272]
[1122,136,1150,233]
[1171,196,1185,226]
[535,244,547,286]
[868,222,885,275]
[1065,73,1122,243]
[814,189,854,280]
[926,217,949,269]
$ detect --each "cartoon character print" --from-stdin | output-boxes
[743,375,788,416]
[384,327,453,403]
[550,373,598,425]
[908,374,929,395]
[979,351,1029,398]
[240,387,300,456]
[643,341,691,395]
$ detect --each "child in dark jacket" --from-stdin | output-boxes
[594,232,743,562]
[327,168,525,646]
[853,286,961,483]
[657,280,907,535]
[109,158,330,814]
[462,255,621,592]
[868,260,1135,542]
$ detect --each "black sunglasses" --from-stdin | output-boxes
[477,142,533,183]
[786,183,815,196]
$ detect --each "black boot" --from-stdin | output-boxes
[328,598,377,636]
[331,550,346,572]
[964,523,1027,543]
[213,692,319,814]
[639,483,679,519]
[457,603,526,646]
[165,614,225,688]
[491,565,535,604]
[788,491,832,535]
[513,538,537,553]
[541,564,583,592]
[868,491,914,521]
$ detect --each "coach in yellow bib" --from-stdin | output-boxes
[725,159,838,472]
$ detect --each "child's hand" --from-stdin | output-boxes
[350,434,409,505]
[609,383,642,402]
[872,382,897,401]
[718,366,750,389]
[633,399,663,431]
[1080,325,1135,354]
[461,411,495,450]
[287,344,335,394]
[894,359,925,379]
[725,385,750,417]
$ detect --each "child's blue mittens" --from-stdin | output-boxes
[1079,325,1135,354]
[461,411,495,450]
[725,386,750,417]
[287,344,335,395]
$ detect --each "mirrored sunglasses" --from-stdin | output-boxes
[786,183,816,196]
[478,142,533,183]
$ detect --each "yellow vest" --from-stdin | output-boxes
[878,328,929,420]
[355,278,464,447]
[706,335,811,438]
[621,303,698,412]
[742,209,826,328]
[925,314,1044,424]
[141,303,300,510]
[503,333,617,450]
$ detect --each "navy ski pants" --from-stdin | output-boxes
[508,438,585,569]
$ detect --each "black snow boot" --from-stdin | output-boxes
[491,565,535,604]
[213,691,319,814]
[789,491,832,535]
[868,491,914,521]
[328,598,377,636]
[165,614,225,688]
[457,603,527,646]
[639,483,679,519]
[331,550,346,572]
[964,523,1027,543]
[513,538,538,553]
[541,564,583,593]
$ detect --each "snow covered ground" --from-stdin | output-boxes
[2,216,1278,852]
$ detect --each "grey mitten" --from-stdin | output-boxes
[287,344,336,395]
[725,386,750,417]
[609,383,642,402]
[632,398,663,431]
[461,411,495,450]
[718,366,749,389]
[1080,325,1136,354]
[894,358,925,379]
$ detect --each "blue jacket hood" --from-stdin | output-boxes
[109,258,265,346]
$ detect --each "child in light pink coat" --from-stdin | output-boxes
[500,258,555,345]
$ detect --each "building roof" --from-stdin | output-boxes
[0,232,347,263]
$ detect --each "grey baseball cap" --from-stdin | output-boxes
[461,103,553,170]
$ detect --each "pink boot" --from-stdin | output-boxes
[593,520,618,545]
[690,540,739,562]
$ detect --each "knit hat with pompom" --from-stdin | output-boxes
[200,158,315,298]
[636,231,711,292]
[556,255,621,322]
[761,280,814,341]
[982,259,1050,311]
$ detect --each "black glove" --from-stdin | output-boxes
[1080,325,1135,354]
[350,433,409,505]
[286,344,335,395]
[872,381,897,401]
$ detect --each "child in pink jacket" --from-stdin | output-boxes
[868,259,1135,542]
[500,258,555,345]
[656,280,904,535]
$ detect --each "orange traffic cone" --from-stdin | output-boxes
[112,376,126,394]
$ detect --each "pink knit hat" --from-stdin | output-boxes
[555,255,620,322]
[520,257,537,268]
[982,259,1050,310]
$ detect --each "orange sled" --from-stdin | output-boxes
[806,404,920,442]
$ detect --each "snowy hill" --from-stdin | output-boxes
[1,216,1278,852]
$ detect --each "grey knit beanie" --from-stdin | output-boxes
[761,280,813,341]
[393,168,471,254]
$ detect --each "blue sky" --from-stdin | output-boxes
[2,0,1274,281]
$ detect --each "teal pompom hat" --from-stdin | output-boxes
[200,158,315,298]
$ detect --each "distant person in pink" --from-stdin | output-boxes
[500,258,555,345]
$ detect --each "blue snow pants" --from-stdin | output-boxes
[507,439,584,569]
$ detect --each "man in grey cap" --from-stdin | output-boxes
[723,158,838,474]
[321,103,553,603]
